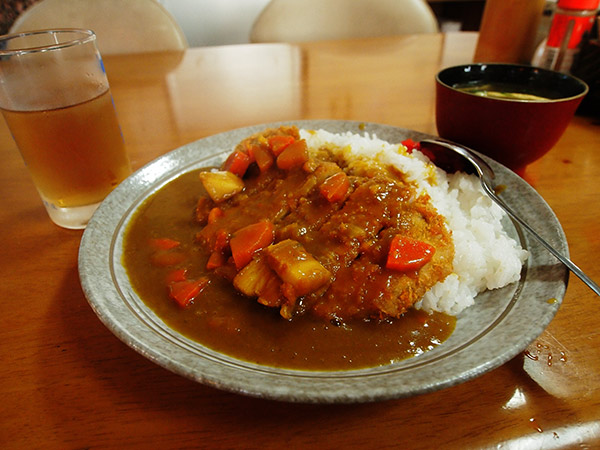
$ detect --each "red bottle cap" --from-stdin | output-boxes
[557,0,600,9]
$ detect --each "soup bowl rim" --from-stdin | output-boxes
[436,63,589,104]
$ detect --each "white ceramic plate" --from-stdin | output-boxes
[78,120,568,403]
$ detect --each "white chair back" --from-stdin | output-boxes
[10,0,188,54]
[250,0,439,43]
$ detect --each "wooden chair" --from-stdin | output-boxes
[9,0,188,54]
[250,0,439,43]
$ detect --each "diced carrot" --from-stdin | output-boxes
[207,207,224,224]
[195,197,213,224]
[148,237,180,251]
[230,220,275,269]
[276,139,308,170]
[252,144,274,172]
[319,171,350,202]
[150,250,187,267]
[207,315,241,333]
[386,235,435,272]
[166,268,188,283]
[241,143,257,162]
[212,229,230,253]
[222,150,251,177]
[169,278,209,308]
[206,250,226,269]
[268,135,295,156]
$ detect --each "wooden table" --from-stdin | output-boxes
[2,32,600,449]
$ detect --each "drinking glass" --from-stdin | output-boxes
[0,29,131,229]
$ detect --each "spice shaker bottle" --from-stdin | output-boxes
[538,0,600,73]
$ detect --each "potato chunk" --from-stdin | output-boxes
[233,258,282,308]
[199,170,244,203]
[234,258,274,297]
[264,240,331,297]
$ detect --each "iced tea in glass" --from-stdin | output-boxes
[0,29,131,229]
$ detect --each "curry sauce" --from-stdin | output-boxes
[122,128,456,370]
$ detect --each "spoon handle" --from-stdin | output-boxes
[481,181,600,296]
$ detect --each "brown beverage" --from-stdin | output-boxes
[2,89,131,208]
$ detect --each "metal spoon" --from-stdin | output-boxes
[420,138,600,296]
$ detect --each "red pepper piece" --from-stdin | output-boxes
[386,235,435,272]
[401,138,421,153]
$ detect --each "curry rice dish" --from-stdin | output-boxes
[123,126,527,370]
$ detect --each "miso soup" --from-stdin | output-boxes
[454,82,551,101]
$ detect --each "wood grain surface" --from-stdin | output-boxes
[2,33,599,449]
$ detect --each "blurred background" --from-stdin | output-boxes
[154,0,488,45]
[1,0,490,44]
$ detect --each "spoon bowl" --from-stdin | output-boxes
[420,138,600,296]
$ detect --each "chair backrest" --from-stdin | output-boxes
[9,0,188,55]
[250,0,439,43]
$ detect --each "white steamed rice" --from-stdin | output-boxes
[300,128,528,316]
